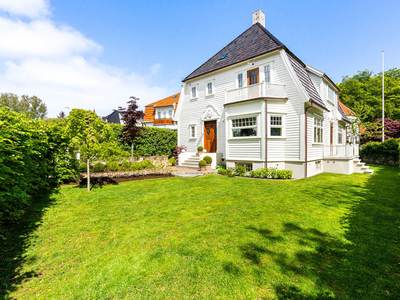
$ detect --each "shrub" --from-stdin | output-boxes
[216,164,226,170]
[203,156,212,164]
[199,160,207,167]
[269,167,278,179]
[226,168,234,177]
[130,162,142,171]
[249,169,262,178]
[168,157,177,164]
[218,169,227,175]
[93,162,105,172]
[120,160,131,171]
[108,161,119,172]
[133,127,177,157]
[261,168,270,178]
[360,138,400,162]
[277,169,293,179]
[197,146,204,151]
[141,159,153,169]
[234,166,246,177]
[79,163,87,173]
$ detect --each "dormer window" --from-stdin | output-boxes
[328,86,335,102]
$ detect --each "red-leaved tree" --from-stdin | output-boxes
[361,118,400,144]
[121,96,145,160]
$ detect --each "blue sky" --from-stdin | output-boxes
[1,0,399,117]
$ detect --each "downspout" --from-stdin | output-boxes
[305,101,314,178]
[265,99,268,168]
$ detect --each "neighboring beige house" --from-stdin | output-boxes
[175,10,372,177]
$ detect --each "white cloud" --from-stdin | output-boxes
[0,0,50,19]
[0,0,176,117]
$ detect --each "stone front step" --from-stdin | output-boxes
[353,158,373,174]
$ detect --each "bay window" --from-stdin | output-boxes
[232,117,257,137]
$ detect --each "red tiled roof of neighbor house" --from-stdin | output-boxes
[143,93,180,123]
[339,101,356,116]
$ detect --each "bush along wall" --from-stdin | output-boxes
[0,108,78,235]
[133,127,177,157]
[218,166,293,179]
[360,138,400,166]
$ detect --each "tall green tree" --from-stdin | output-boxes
[338,68,400,123]
[0,93,47,119]
[66,109,105,192]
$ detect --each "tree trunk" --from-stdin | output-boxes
[131,143,134,162]
[87,157,90,192]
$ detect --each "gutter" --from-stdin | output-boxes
[305,101,314,178]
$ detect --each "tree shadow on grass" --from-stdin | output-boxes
[0,191,56,299]
[236,166,400,299]
[78,177,118,190]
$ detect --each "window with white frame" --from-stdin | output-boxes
[314,117,323,143]
[232,117,257,137]
[189,125,196,138]
[191,86,197,99]
[328,86,335,102]
[235,162,253,172]
[157,111,161,119]
[205,80,214,96]
[237,73,243,88]
[163,111,166,118]
[269,115,283,137]
[169,110,173,118]
[265,65,271,83]
[338,126,344,144]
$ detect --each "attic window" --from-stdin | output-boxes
[173,95,178,98]
[219,53,228,60]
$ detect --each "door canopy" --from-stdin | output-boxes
[202,105,220,121]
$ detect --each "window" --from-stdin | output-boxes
[265,65,271,83]
[232,117,257,137]
[270,115,283,137]
[157,111,161,119]
[338,126,344,144]
[235,162,253,172]
[328,86,335,102]
[163,111,166,118]
[191,86,197,99]
[206,80,214,95]
[247,68,259,85]
[314,117,323,143]
[237,73,243,88]
[190,125,196,138]
[219,53,228,60]
[169,110,173,118]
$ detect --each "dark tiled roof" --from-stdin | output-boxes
[183,23,283,82]
[338,103,351,123]
[287,53,329,111]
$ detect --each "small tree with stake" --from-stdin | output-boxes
[121,96,145,161]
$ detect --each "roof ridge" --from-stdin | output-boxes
[254,22,284,47]
[183,24,260,82]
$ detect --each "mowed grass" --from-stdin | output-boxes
[1,166,399,299]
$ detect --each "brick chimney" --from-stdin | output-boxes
[252,9,265,27]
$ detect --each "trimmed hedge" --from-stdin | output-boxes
[360,138,400,165]
[133,127,177,157]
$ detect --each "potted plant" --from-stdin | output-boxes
[197,146,204,156]
[203,155,212,171]
[168,157,177,166]
[199,159,207,171]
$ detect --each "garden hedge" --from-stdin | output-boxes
[133,127,177,157]
[360,138,400,165]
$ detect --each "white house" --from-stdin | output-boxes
[175,10,371,178]
[142,93,180,130]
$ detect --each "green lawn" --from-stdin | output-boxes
[1,165,399,299]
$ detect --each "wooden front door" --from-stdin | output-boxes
[204,121,217,153]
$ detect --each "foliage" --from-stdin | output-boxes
[203,156,212,164]
[249,169,262,178]
[199,160,207,167]
[361,118,400,143]
[130,162,142,171]
[168,157,176,164]
[66,109,105,191]
[93,162,106,173]
[141,159,153,169]
[121,96,145,159]
[216,164,226,170]
[234,166,246,177]
[120,160,131,171]
[173,145,187,162]
[338,68,400,123]
[57,111,66,118]
[0,108,71,234]
[133,127,177,157]
[360,138,400,162]
[0,93,47,119]
[108,161,120,172]
[276,169,293,179]
[197,146,204,151]
[79,163,87,173]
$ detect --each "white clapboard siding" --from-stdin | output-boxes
[228,139,262,160]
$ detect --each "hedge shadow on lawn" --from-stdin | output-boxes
[0,191,56,300]
[269,166,400,299]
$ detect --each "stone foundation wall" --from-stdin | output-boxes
[80,169,172,179]
[360,155,399,166]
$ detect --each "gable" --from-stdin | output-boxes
[143,93,180,123]
[183,23,283,82]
